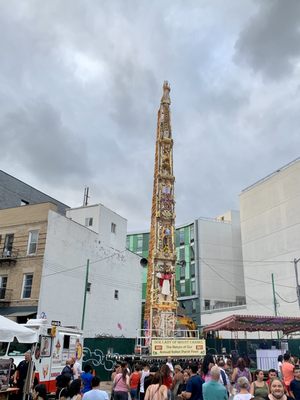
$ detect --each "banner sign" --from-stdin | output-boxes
[151,339,206,357]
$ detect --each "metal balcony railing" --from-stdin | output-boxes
[0,248,18,263]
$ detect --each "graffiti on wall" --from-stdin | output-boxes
[83,347,120,371]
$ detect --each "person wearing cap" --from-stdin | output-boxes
[171,365,184,399]
[13,350,36,400]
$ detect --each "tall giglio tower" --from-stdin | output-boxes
[144,81,177,338]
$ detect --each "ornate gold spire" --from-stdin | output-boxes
[144,82,177,338]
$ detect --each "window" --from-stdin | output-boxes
[190,262,195,278]
[191,280,196,295]
[179,229,185,245]
[192,299,196,313]
[7,340,32,356]
[111,223,116,234]
[0,276,7,299]
[204,299,210,310]
[190,246,195,261]
[137,235,143,252]
[126,237,130,249]
[3,234,14,256]
[190,224,194,243]
[22,274,33,299]
[175,230,180,246]
[180,282,185,296]
[85,217,93,227]
[27,230,39,255]
[180,266,185,279]
[0,342,8,356]
[179,247,185,262]
[114,290,119,300]
[63,335,70,349]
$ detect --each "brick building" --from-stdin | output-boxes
[0,203,57,322]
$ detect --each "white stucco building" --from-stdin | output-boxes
[66,203,127,252]
[197,210,245,317]
[240,158,300,317]
[38,205,142,338]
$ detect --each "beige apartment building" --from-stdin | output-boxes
[0,202,57,322]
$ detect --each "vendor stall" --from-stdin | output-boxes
[0,316,36,400]
[203,314,300,370]
[203,314,300,335]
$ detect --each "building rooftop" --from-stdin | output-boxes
[241,157,300,194]
[0,170,69,214]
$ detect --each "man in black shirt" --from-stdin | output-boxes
[290,366,300,400]
[13,351,35,400]
[144,365,159,394]
[181,364,204,400]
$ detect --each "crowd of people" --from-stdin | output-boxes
[55,361,108,400]
[108,353,300,400]
[10,351,300,400]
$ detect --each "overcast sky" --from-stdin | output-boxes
[1,0,300,231]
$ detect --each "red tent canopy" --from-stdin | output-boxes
[203,314,300,335]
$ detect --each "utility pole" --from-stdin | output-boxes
[271,273,278,316]
[294,258,300,308]
[81,259,90,330]
[271,273,280,340]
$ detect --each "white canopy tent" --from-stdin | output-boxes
[0,315,37,343]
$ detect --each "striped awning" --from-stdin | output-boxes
[203,314,300,334]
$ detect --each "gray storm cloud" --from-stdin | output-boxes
[234,0,300,80]
[0,0,299,230]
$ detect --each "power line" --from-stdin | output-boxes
[199,259,296,289]
[199,257,275,313]
[42,250,127,277]
[245,276,295,289]
[275,291,298,304]
[199,257,293,265]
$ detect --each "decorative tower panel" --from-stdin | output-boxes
[144,81,177,338]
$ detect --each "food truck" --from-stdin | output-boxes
[1,319,83,393]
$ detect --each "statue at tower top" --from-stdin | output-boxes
[161,81,171,105]
[144,81,177,339]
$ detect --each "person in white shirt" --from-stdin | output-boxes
[166,357,174,375]
[233,377,252,400]
[82,376,109,400]
[139,364,150,400]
